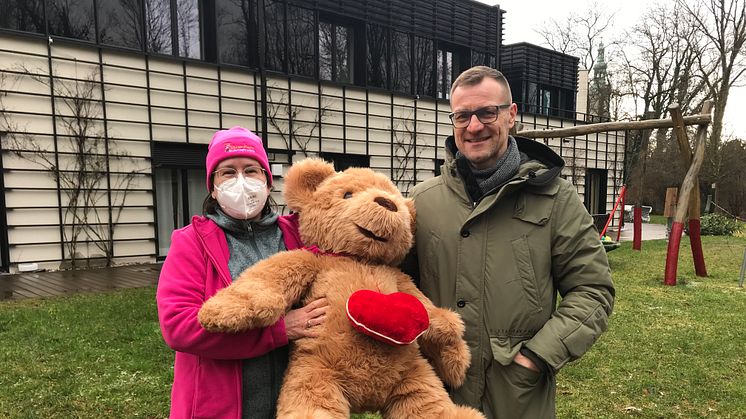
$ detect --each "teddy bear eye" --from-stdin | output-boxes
[343,192,353,199]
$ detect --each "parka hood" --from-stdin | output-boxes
[444,135,565,187]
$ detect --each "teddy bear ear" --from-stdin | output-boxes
[284,157,337,211]
[404,198,416,236]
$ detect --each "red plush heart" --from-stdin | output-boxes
[346,289,429,346]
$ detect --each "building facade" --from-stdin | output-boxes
[0,0,624,273]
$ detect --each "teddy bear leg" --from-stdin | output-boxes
[382,358,485,419]
[276,358,350,419]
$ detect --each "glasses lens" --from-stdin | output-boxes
[244,167,264,178]
[452,112,472,127]
[475,106,499,124]
[218,168,237,178]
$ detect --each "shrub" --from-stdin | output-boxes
[699,213,742,236]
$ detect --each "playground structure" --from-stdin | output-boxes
[518,101,714,285]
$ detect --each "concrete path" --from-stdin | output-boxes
[607,222,668,242]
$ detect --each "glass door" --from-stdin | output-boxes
[155,167,206,257]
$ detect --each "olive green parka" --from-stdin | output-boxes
[405,136,614,418]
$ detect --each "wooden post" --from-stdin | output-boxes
[616,185,625,242]
[669,104,707,277]
[631,112,656,251]
[664,188,678,219]
[664,101,713,285]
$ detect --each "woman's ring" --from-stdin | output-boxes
[306,320,311,329]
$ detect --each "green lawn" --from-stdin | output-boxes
[1,236,745,418]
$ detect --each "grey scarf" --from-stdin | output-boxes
[456,136,521,201]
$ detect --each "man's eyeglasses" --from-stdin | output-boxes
[213,166,267,182]
[448,104,511,128]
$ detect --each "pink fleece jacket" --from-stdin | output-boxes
[156,213,302,419]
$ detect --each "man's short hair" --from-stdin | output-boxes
[450,66,513,103]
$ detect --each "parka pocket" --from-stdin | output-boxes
[510,236,542,315]
[507,360,542,388]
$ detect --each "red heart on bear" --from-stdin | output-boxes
[346,289,429,346]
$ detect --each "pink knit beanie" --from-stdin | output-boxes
[205,126,272,191]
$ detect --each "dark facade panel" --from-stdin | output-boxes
[305,0,499,54]
[501,42,579,117]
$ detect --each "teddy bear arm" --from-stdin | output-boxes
[238,250,322,310]
[395,273,471,388]
[198,251,321,333]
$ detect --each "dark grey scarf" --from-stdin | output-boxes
[456,136,521,202]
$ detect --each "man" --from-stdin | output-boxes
[403,66,614,418]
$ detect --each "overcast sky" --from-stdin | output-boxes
[476,0,745,139]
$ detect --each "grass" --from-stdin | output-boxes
[1,236,745,418]
[557,236,746,418]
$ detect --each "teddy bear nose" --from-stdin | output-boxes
[374,197,398,212]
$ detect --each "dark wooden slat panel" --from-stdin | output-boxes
[0,263,162,301]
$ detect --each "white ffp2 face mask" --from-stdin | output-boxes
[214,176,269,220]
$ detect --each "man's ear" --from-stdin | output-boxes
[404,198,416,236]
[284,157,336,212]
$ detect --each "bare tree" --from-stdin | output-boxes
[536,2,615,71]
[391,111,423,195]
[622,4,712,122]
[682,0,746,152]
[266,88,330,157]
[0,67,144,269]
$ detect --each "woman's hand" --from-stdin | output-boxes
[285,297,329,341]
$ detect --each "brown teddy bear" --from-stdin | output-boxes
[198,158,484,419]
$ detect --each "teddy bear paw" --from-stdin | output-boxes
[198,292,285,333]
[436,339,471,388]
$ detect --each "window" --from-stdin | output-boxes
[0,0,45,33]
[287,5,314,77]
[540,88,551,115]
[366,23,388,89]
[319,19,353,83]
[216,0,257,66]
[436,44,468,99]
[390,31,411,93]
[320,152,369,171]
[155,167,205,256]
[145,0,173,54]
[413,36,434,97]
[526,82,538,113]
[471,51,486,67]
[264,0,285,72]
[176,0,201,58]
[560,88,576,118]
[98,0,144,50]
[436,49,453,100]
[152,141,207,257]
[47,0,95,41]
[143,0,200,58]
[584,169,608,215]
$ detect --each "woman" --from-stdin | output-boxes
[156,126,327,419]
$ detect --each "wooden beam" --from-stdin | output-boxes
[516,113,711,138]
